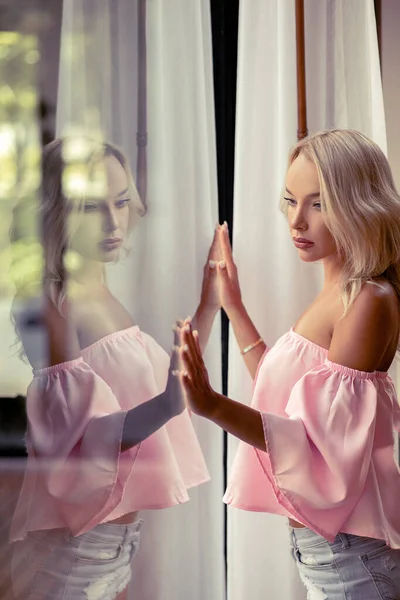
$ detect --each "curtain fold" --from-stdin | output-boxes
[228,1,386,599]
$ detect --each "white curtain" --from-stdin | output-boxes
[57,1,225,599]
[228,1,386,599]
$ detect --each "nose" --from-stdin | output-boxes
[290,206,308,232]
[102,206,118,233]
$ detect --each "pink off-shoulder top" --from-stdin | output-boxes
[10,326,210,542]
[224,329,400,548]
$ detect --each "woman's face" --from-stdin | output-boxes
[284,153,337,263]
[68,155,131,263]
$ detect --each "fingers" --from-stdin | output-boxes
[207,224,222,262]
[216,259,229,281]
[170,343,180,370]
[204,258,218,278]
[192,329,202,356]
[219,222,234,269]
[172,318,186,368]
[182,321,200,364]
[173,318,203,381]
[180,322,202,379]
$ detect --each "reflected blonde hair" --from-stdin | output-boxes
[41,138,145,312]
[282,129,400,339]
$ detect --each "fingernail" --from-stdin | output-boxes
[172,370,179,376]
[209,260,216,269]
[224,221,228,230]
[183,371,188,378]
[182,344,189,352]
[219,260,226,269]
[185,315,191,322]
[172,344,180,352]
[193,330,199,337]
[184,324,190,332]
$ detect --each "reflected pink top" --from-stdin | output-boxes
[224,329,400,547]
[10,326,210,542]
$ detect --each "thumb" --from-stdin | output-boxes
[217,260,229,279]
[207,260,218,276]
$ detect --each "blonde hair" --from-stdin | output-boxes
[282,129,400,343]
[11,138,145,315]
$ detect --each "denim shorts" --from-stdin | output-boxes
[11,519,143,600]
[288,524,400,599]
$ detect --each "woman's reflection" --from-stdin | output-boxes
[10,138,219,600]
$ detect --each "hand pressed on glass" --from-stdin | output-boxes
[173,319,219,418]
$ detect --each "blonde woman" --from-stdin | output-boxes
[177,129,400,599]
[10,138,218,600]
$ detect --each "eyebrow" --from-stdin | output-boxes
[118,188,129,197]
[285,188,320,199]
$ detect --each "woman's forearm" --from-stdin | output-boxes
[191,303,219,353]
[209,392,266,451]
[225,302,267,378]
[121,392,179,452]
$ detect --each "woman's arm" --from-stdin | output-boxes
[191,301,219,354]
[177,321,266,448]
[120,387,181,452]
[223,301,266,379]
[206,392,266,451]
[190,226,221,352]
[218,224,266,378]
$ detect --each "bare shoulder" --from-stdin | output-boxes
[12,293,81,369]
[44,295,82,366]
[352,279,398,316]
[328,280,399,372]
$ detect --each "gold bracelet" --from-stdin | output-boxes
[241,337,264,355]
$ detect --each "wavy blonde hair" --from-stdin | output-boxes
[281,129,400,340]
[11,138,145,316]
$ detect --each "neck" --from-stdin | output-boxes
[322,253,343,287]
[70,257,105,288]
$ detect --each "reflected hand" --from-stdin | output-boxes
[217,222,243,315]
[164,321,187,418]
[199,226,223,314]
[175,319,219,418]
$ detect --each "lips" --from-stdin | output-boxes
[99,238,122,250]
[293,237,314,249]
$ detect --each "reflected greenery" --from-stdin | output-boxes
[0,32,43,300]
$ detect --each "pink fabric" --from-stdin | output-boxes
[224,329,400,547]
[11,327,209,541]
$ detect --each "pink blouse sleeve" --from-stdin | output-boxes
[25,357,133,535]
[256,360,379,538]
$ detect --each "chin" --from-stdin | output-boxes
[299,256,317,263]
[102,252,121,264]
[92,247,120,263]
[296,249,325,263]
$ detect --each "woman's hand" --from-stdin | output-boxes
[217,223,243,316]
[174,319,266,450]
[198,226,223,314]
[164,322,187,418]
[175,320,220,418]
